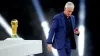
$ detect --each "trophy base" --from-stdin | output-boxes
[5,38,24,40]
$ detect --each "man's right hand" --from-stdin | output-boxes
[47,44,52,51]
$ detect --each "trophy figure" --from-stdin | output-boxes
[11,19,18,38]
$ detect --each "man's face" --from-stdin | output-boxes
[64,7,74,17]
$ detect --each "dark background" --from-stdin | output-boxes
[0,0,100,56]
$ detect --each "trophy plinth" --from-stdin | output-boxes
[5,37,23,40]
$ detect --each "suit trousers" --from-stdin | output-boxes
[57,39,71,56]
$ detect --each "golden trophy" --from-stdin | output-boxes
[5,19,23,40]
[11,19,18,38]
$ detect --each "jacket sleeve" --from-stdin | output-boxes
[46,16,58,44]
[73,15,80,36]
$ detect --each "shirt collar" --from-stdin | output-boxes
[63,12,70,19]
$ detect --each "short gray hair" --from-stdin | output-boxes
[65,2,74,8]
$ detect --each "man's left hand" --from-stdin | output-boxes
[74,28,80,35]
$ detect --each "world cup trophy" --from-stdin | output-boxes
[5,19,24,40]
[11,19,18,38]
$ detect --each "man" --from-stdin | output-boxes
[46,2,79,56]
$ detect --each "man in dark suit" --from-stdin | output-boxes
[46,2,79,56]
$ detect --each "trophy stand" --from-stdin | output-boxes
[3,19,42,56]
[5,19,23,40]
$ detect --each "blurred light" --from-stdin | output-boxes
[41,21,49,39]
[78,0,86,56]
[32,0,58,56]
[78,25,85,56]
[32,0,45,22]
[52,48,59,56]
[0,14,20,38]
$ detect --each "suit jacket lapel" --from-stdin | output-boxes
[70,15,74,31]
[61,12,66,32]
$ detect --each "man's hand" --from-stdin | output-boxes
[47,44,52,51]
[74,28,79,35]
[74,31,79,34]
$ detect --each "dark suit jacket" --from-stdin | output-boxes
[47,12,77,49]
